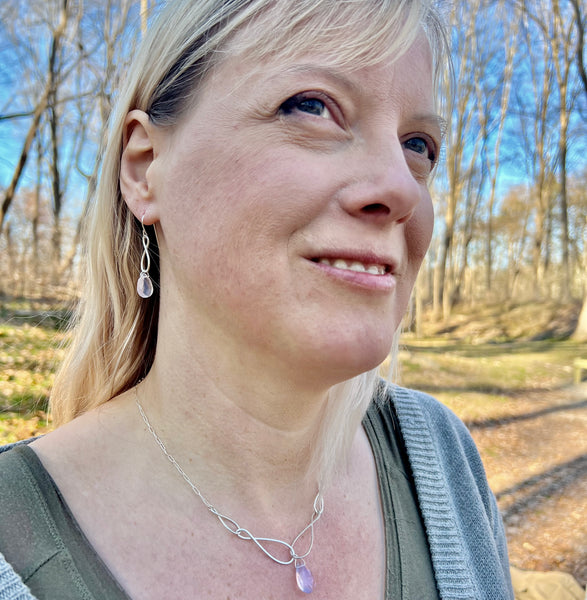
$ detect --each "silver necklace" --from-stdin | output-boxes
[135,392,323,594]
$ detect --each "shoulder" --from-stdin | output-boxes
[0,446,46,599]
[378,383,481,459]
[374,382,496,517]
[0,444,47,530]
[0,443,34,485]
[381,383,468,431]
[373,382,514,599]
[0,440,47,496]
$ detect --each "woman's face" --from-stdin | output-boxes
[147,35,441,385]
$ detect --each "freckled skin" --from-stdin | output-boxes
[148,38,439,388]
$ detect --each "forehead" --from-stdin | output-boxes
[203,31,435,111]
[222,0,431,70]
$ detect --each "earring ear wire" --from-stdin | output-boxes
[137,216,154,298]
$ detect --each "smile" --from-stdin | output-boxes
[314,258,388,276]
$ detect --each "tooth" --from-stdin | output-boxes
[333,259,349,269]
[348,261,367,272]
[318,258,386,274]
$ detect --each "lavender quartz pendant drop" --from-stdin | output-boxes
[137,273,153,298]
[295,563,314,594]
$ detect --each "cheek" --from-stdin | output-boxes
[392,196,433,325]
[405,195,434,271]
[171,137,327,226]
[158,139,320,296]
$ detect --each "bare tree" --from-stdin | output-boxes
[434,0,482,319]
[509,6,557,298]
[550,0,578,300]
[1,0,142,296]
[569,0,587,97]
[435,0,517,318]
[515,0,585,303]
[0,1,70,234]
[569,0,587,339]
[59,0,139,279]
[481,11,519,293]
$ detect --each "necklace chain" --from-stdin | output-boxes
[135,392,324,568]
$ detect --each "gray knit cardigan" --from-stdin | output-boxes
[390,385,513,600]
[0,385,513,600]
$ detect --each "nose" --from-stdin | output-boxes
[337,141,424,225]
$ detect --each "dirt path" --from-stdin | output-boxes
[465,383,587,587]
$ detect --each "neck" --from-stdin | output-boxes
[132,290,363,527]
[135,351,329,521]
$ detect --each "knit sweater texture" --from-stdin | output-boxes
[0,384,513,599]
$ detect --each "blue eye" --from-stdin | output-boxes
[280,94,330,118]
[403,136,435,162]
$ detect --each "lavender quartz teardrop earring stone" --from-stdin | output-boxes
[137,273,154,298]
[295,563,314,594]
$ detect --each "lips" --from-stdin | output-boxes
[314,258,388,276]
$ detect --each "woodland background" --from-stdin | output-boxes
[1,1,586,591]
[0,0,586,334]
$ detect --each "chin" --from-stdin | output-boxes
[311,335,395,384]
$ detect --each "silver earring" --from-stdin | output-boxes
[137,217,154,298]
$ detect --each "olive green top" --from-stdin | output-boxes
[0,445,129,599]
[363,402,439,598]
[0,402,438,599]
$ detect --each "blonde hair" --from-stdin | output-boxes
[51,0,448,480]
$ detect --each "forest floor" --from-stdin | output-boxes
[470,384,586,589]
[1,299,586,589]
[400,300,587,589]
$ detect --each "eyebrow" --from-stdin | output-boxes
[408,113,448,137]
[268,64,363,96]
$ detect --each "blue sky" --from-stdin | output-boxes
[0,1,585,235]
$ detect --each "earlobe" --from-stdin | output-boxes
[120,110,159,224]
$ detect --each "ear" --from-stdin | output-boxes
[120,110,161,225]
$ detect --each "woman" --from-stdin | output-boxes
[0,0,514,598]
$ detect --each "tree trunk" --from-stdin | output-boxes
[414,270,424,338]
[570,0,587,96]
[573,293,587,341]
[435,222,453,319]
[49,98,62,284]
[559,135,570,300]
[48,1,69,286]
[551,0,573,301]
[32,136,42,288]
[0,96,48,233]
[0,0,69,235]
[569,0,587,340]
